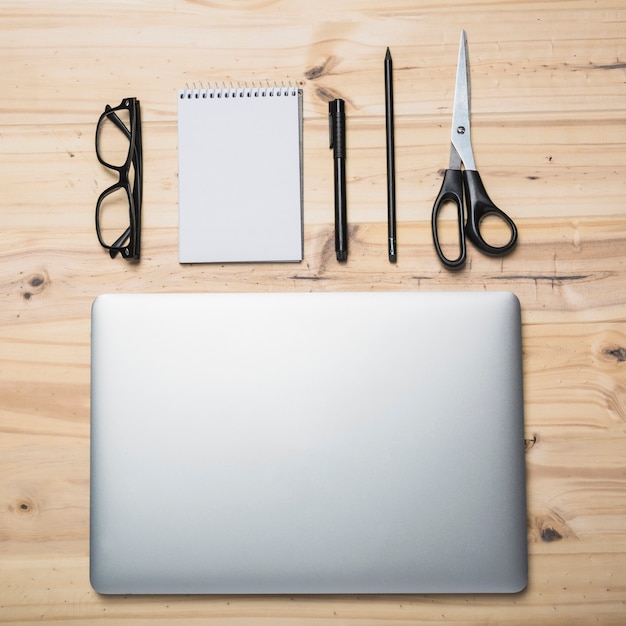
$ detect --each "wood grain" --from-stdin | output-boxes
[1,0,625,623]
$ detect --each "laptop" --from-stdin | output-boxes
[90,291,527,594]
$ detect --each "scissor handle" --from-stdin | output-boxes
[431,168,466,269]
[463,170,518,257]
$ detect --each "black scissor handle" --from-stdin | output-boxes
[463,170,518,256]
[431,168,466,269]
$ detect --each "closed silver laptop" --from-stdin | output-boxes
[90,291,527,594]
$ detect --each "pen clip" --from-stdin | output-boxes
[328,99,345,157]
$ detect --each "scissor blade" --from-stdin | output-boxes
[450,30,476,170]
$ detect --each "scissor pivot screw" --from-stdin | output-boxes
[456,126,466,134]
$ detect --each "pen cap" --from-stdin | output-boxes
[329,99,346,158]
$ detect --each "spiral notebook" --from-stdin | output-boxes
[177,83,303,263]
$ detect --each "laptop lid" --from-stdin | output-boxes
[90,291,527,594]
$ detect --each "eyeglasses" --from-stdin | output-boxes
[95,97,142,260]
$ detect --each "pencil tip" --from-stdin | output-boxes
[385,47,391,59]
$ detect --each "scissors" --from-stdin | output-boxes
[432,31,518,269]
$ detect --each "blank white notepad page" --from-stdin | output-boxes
[177,85,303,263]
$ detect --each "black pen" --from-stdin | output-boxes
[329,99,348,261]
[385,47,397,263]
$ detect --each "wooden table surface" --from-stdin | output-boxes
[1,0,625,623]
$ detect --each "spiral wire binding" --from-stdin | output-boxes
[179,81,298,100]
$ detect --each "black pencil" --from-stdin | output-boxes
[385,47,397,263]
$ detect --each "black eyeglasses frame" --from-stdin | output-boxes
[94,97,142,260]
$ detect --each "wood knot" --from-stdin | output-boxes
[603,346,626,363]
[315,85,343,104]
[21,271,49,300]
[534,512,575,543]
[11,496,38,517]
[304,56,340,81]
[305,64,326,81]
[524,434,538,450]
[540,527,563,542]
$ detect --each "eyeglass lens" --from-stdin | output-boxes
[98,107,132,168]
[97,185,134,250]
